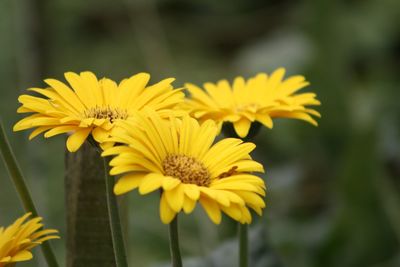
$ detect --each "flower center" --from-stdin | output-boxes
[83,106,128,122]
[162,154,211,186]
[235,103,259,113]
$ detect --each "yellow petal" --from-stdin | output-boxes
[81,72,103,105]
[162,177,181,191]
[239,206,252,224]
[215,191,230,207]
[44,125,78,138]
[109,165,147,176]
[66,128,92,152]
[199,196,221,224]
[185,83,217,107]
[211,175,265,188]
[211,182,259,192]
[255,114,273,128]
[221,203,243,221]
[270,111,318,126]
[0,256,11,263]
[10,250,33,262]
[160,193,176,224]
[44,78,84,112]
[114,173,145,195]
[102,145,133,156]
[28,126,53,140]
[248,204,263,216]
[164,184,184,212]
[183,184,200,201]
[64,72,94,108]
[34,235,60,243]
[233,118,251,138]
[182,196,197,214]
[138,173,163,194]
[267,67,286,90]
[119,73,151,108]
[92,127,109,143]
[233,191,266,208]
[31,229,59,240]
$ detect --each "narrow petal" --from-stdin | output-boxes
[183,184,200,201]
[160,193,176,224]
[138,173,164,194]
[114,173,145,195]
[199,196,221,224]
[162,177,181,191]
[92,127,109,143]
[182,196,197,214]
[221,204,243,221]
[44,125,78,138]
[164,184,184,212]
[28,126,53,140]
[255,114,273,128]
[66,128,92,152]
[233,118,251,138]
[10,250,33,262]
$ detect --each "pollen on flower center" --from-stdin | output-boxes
[83,106,128,122]
[162,154,211,186]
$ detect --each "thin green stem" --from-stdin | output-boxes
[103,157,129,267]
[119,194,130,244]
[222,125,252,267]
[168,216,182,267]
[0,121,59,267]
[239,224,248,267]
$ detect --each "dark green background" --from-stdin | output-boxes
[1,0,400,266]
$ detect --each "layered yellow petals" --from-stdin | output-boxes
[14,71,184,152]
[183,67,321,138]
[103,111,266,224]
[0,213,59,267]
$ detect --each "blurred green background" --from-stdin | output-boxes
[1,0,400,266]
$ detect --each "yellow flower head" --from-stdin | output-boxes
[0,213,59,267]
[184,68,321,138]
[14,72,184,152]
[102,110,266,224]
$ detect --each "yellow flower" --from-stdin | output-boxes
[14,72,184,152]
[183,68,321,138]
[102,110,266,224]
[0,213,59,267]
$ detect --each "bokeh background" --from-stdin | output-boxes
[1,0,400,266]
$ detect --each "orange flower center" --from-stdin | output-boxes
[83,106,128,122]
[162,154,211,186]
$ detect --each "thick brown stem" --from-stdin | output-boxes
[65,142,117,267]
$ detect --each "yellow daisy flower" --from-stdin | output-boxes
[102,110,266,224]
[14,72,184,152]
[0,213,59,267]
[184,67,321,138]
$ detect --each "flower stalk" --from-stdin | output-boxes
[103,156,129,267]
[168,216,183,267]
[0,121,59,267]
[222,122,255,267]
[239,224,248,267]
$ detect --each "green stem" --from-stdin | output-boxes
[168,216,182,267]
[221,125,252,267]
[0,122,59,267]
[239,224,248,267]
[103,157,129,267]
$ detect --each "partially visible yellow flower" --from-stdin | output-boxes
[14,72,184,152]
[0,213,59,267]
[183,68,321,138]
[102,110,266,224]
